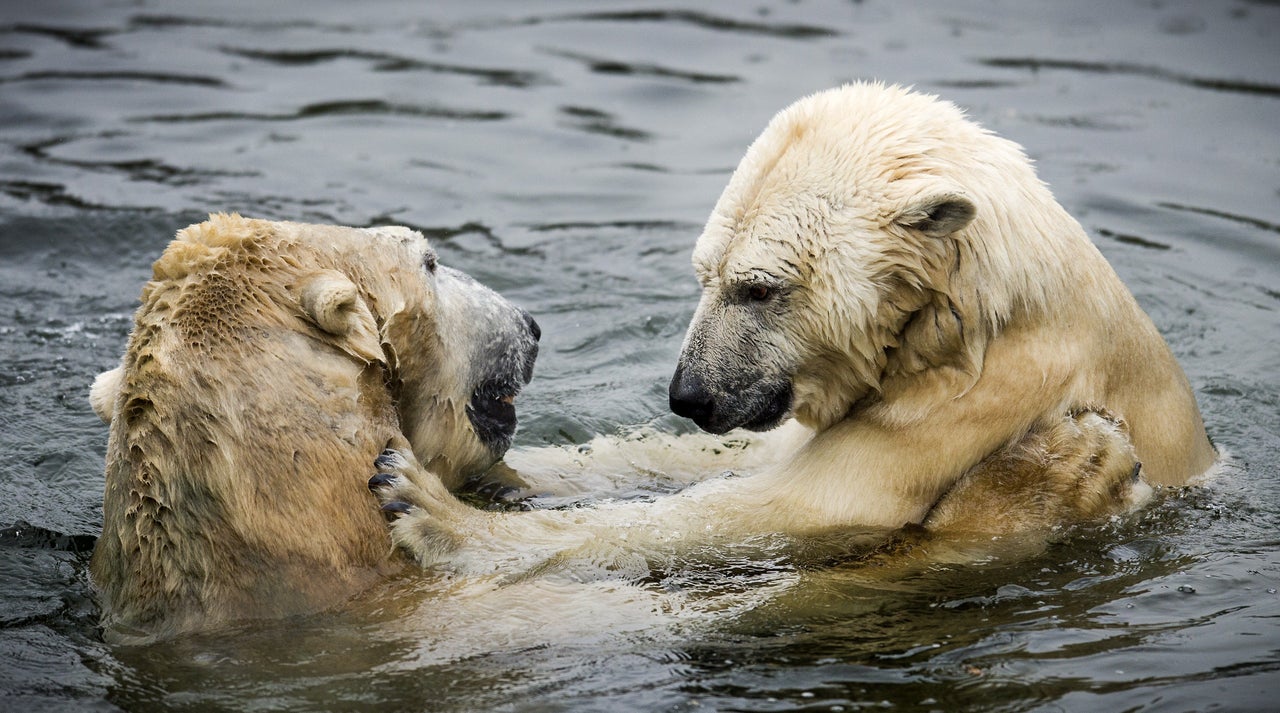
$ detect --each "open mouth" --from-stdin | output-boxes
[466,378,523,452]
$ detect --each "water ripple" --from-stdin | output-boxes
[133,99,510,124]
[1157,202,1280,234]
[544,48,739,84]
[548,10,838,39]
[1096,228,1172,251]
[0,23,113,49]
[205,191,342,223]
[981,57,1280,99]
[128,13,356,33]
[609,162,669,173]
[0,180,131,211]
[1020,114,1135,131]
[219,46,548,87]
[20,137,257,187]
[0,70,228,88]
[930,78,1023,89]
[0,521,96,553]
[559,105,651,142]
[371,220,545,258]
[525,219,701,233]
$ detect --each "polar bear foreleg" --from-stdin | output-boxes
[921,409,1149,535]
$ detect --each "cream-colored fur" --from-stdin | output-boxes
[493,420,813,502]
[371,83,1213,575]
[90,214,536,643]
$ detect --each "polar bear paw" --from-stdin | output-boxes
[368,448,466,566]
[1047,408,1148,515]
[924,408,1145,535]
[368,449,421,512]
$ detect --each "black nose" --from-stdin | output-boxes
[668,366,714,423]
[522,310,541,342]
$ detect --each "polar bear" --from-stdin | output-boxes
[367,83,1214,574]
[88,214,538,643]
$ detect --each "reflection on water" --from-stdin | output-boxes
[2,0,1278,711]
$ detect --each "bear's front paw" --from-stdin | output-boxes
[374,448,411,472]
[367,448,466,567]
[368,449,425,518]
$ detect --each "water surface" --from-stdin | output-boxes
[2,0,1278,710]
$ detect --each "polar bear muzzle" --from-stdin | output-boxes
[669,360,793,435]
[668,280,798,434]
[433,266,540,454]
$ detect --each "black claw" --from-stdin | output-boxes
[374,450,398,469]
[380,501,413,516]
[1130,462,1143,482]
[368,473,396,490]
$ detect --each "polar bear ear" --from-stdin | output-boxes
[895,192,976,238]
[297,271,384,365]
[89,365,124,424]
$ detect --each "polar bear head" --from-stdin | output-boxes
[670,83,1065,434]
[89,215,540,640]
[91,214,540,488]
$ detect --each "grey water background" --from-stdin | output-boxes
[1,0,1278,710]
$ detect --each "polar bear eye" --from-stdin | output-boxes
[746,285,772,301]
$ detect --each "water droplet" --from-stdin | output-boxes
[1268,588,1277,594]
[1177,585,1196,594]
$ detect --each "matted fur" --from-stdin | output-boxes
[90,214,535,642]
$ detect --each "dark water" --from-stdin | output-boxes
[2,0,1278,710]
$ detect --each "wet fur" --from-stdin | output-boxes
[369,84,1213,576]
[90,215,533,642]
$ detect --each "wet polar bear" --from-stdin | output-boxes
[89,214,538,642]
[370,83,1215,573]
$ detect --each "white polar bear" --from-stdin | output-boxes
[370,83,1215,573]
[88,215,539,642]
